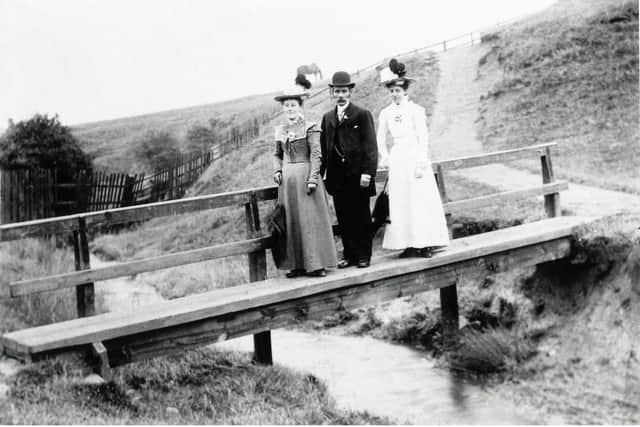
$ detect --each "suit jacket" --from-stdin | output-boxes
[320,102,378,196]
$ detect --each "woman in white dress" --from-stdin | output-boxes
[376,58,449,257]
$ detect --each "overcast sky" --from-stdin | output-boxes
[0,0,555,129]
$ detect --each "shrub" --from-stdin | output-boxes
[0,114,92,171]
[185,125,217,156]
[133,130,182,171]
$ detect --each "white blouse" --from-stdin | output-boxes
[377,98,430,168]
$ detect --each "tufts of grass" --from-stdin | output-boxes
[0,348,390,424]
[448,327,536,374]
[381,307,442,352]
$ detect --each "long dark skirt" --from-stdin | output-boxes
[279,162,337,272]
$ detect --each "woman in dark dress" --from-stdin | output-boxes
[273,74,337,277]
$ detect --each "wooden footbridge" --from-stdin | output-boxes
[0,143,588,378]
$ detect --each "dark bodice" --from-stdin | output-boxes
[273,118,322,184]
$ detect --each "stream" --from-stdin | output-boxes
[89,256,529,424]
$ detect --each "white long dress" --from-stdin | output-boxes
[377,97,450,250]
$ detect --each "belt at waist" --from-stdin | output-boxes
[285,159,310,164]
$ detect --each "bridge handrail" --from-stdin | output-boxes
[0,142,558,242]
[5,182,567,298]
[1,142,564,320]
[1,142,565,301]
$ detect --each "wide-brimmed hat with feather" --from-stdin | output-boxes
[274,74,312,102]
[379,58,414,87]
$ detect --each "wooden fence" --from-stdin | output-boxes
[0,116,266,224]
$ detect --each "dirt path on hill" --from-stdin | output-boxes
[428,44,640,217]
[429,45,492,160]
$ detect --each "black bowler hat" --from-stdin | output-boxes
[328,71,355,88]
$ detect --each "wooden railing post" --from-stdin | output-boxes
[434,164,453,239]
[72,217,95,317]
[244,192,271,365]
[540,146,561,217]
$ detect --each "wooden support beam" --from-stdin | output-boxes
[91,342,112,381]
[541,147,561,218]
[73,218,94,317]
[434,164,453,239]
[245,193,271,365]
[439,284,459,351]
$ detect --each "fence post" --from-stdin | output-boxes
[121,175,136,207]
[443,40,447,51]
[540,146,560,217]
[244,192,271,365]
[72,217,95,317]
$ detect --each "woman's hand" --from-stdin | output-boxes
[307,182,317,195]
[414,166,425,179]
[378,156,389,169]
[273,171,282,185]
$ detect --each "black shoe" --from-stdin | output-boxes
[337,260,354,269]
[357,260,370,268]
[286,269,304,278]
[307,269,327,277]
[418,247,434,258]
[398,248,418,258]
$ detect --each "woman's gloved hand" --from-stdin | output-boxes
[414,166,426,179]
[378,156,389,169]
[307,182,317,195]
[273,171,282,185]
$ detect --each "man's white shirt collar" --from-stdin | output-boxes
[337,102,350,114]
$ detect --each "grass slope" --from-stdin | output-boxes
[71,93,278,173]
[477,0,639,193]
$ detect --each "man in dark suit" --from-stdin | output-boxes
[320,71,378,268]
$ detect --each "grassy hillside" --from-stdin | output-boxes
[477,0,639,193]
[71,93,279,173]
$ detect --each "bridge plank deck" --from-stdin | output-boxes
[104,238,571,366]
[1,216,590,359]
